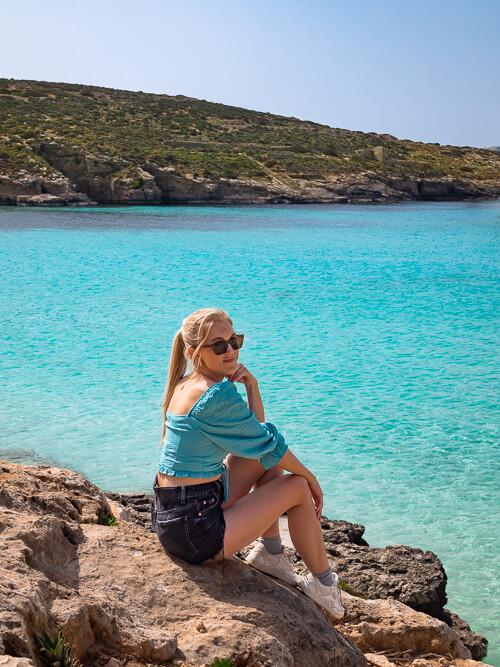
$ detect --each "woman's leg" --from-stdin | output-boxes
[223,454,283,539]
[215,473,329,574]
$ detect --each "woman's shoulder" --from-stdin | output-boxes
[169,379,237,417]
[190,380,240,417]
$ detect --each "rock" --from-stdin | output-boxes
[354,146,388,163]
[418,179,458,200]
[326,543,447,616]
[365,654,395,667]
[339,593,470,659]
[0,462,112,524]
[105,491,155,533]
[0,461,365,666]
[436,609,488,661]
[320,517,369,546]
[2,139,499,207]
[411,662,493,667]
[195,619,207,633]
[2,461,491,666]
[0,170,94,206]
[107,166,162,203]
[116,497,487,662]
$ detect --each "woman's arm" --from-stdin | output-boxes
[222,367,323,518]
[245,382,265,422]
[227,364,265,422]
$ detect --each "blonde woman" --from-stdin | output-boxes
[151,308,344,618]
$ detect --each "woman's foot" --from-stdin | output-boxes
[245,541,301,586]
[298,572,345,619]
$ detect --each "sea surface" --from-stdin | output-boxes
[1,202,499,663]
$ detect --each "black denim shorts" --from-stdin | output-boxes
[150,476,226,565]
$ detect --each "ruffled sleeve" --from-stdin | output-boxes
[190,382,288,469]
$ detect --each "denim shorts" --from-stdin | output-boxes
[150,476,226,565]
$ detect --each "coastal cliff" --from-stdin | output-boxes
[1,79,499,207]
[0,461,491,666]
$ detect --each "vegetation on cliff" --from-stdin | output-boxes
[1,77,499,188]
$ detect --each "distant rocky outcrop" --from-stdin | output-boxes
[1,78,499,207]
[2,152,499,207]
[0,157,500,206]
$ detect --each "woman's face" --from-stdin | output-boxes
[193,320,239,380]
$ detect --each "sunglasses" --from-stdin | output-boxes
[202,334,244,356]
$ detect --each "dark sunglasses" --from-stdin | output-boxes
[202,334,244,356]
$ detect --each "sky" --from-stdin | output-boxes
[1,0,499,148]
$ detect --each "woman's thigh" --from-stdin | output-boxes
[223,454,283,509]
[217,474,309,558]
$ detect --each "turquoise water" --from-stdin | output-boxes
[1,202,499,663]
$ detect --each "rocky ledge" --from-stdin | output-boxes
[0,461,491,667]
[1,142,499,207]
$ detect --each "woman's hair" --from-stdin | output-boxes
[160,308,232,445]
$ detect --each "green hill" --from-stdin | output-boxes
[1,78,499,205]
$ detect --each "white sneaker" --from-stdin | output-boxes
[298,572,345,619]
[245,541,301,586]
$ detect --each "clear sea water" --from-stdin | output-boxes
[1,202,499,663]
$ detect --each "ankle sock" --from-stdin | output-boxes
[313,565,334,587]
[257,536,283,555]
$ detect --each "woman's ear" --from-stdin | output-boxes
[188,347,201,369]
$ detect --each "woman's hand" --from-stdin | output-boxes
[307,475,324,520]
[227,363,258,388]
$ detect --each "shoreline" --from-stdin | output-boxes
[2,194,499,208]
[1,166,499,208]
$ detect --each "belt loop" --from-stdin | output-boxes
[180,486,186,503]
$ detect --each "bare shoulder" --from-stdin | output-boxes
[169,377,215,415]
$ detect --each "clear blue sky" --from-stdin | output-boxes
[2,0,499,147]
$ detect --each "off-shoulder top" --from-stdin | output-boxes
[157,380,288,500]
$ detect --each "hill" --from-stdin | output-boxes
[1,78,499,205]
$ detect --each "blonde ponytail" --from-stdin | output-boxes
[160,330,187,443]
[159,308,232,446]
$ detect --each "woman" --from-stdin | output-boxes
[151,308,344,618]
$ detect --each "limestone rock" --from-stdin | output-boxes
[0,170,94,206]
[365,654,395,667]
[354,146,388,163]
[0,461,365,666]
[105,491,155,533]
[107,167,162,203]
[320,517,369,546]
[1,461,491,666]
[326,543,447,616]
[339,593,470,659]
[436,610,488,661]
[112,494,488,662]
[2,139,498,206]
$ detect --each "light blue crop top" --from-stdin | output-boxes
[157,380,288,499]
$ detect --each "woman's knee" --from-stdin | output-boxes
[280,473,310,503]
